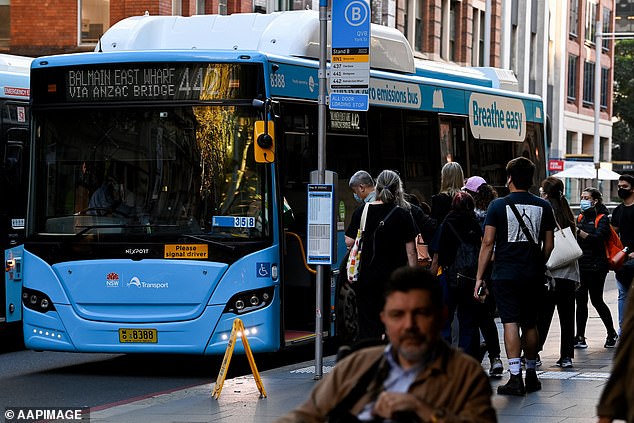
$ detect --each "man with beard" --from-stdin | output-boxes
[276,266,496,423]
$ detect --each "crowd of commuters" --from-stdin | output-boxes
[279,159,634,422]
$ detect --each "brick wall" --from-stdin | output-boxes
[7,0,256,56]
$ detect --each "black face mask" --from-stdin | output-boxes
[618,188,632,200]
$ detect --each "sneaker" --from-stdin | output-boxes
[574,336,588,349]
[556,357,573,368]
[604,333,618,348]
[489,357,504,377]
[525,369,542,393]
[497,372,526,396]
[535,354,542,368]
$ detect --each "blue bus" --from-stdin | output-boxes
[1,54,31,336]
[5,11,546,354]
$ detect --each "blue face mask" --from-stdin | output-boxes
[580,199,593,211]
[353,193,362,203]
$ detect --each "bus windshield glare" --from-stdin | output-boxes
[34,106,269,239]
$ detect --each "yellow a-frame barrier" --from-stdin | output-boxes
[212,318,267,399]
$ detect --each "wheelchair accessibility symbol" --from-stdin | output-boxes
[256,262,271,278]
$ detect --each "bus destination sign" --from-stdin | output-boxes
[56,63,257,103]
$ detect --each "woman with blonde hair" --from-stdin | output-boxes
[344,170,417,340]
[431,162,465,223]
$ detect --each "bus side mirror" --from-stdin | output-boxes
[254,120,275,163]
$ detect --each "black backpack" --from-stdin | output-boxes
[443,222,480,287]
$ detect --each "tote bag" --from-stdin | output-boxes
[346,203,370,283]
[546,225,583,270]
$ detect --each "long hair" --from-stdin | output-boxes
[473,184,498,211]
[376,170,409,209]
[439,162,464,197]
[541,177,575,230]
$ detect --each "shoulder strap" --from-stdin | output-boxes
[505,197,536,245]
[595,214,604,228]
[360,203,370,231]
[445,221,465,244]
[379,205,399,227]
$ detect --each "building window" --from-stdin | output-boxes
[80,0,110,45]
[172,0,182,15]
[567,55,578,102]
[254,0,266,13]
[602,7,611,51]
[601,67,609,109]
[569,0,578,38]
[585,1,596,45]
[449,1,458,61]
[583,60,595,106]
[415,0,424,52]
[478,10,485,66]
[196,0,205,14]
[0,0,9,50]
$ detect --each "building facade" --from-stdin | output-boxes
[0,0,619,192]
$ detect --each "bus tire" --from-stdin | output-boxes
[336,281,359,346]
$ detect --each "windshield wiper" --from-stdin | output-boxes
[181,234,236,252]
[74,223,178,237]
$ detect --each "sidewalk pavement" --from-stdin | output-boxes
[90,274,622,423]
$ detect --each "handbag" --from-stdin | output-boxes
[546,214,583,270]
[416,234,431,267]
[346,203,370,283]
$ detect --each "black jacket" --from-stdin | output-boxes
[577,206,610,272]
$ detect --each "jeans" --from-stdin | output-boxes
[441,274,480,359]
[615,278,628,335]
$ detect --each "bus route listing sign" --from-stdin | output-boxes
[306,184,334,265]
[330,0,370,111]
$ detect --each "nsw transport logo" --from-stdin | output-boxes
[105,272,120,288]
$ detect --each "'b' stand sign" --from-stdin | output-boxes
[212,318,267,399]
[329,0,370,111]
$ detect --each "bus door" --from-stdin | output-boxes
[276,102,319,344]
[438,116,469,170]
[2,108,29,327]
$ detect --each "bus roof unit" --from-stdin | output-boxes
[98,10,415,74]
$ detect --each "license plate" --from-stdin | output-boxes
[118,328,158,343]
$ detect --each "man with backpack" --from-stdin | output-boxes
[612,174,634,334]
[474,157,555,396]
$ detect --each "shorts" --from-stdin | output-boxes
[492,278,543,327]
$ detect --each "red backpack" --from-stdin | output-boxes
[577,214,625,270]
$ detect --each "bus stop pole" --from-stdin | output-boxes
[314,0,328,380]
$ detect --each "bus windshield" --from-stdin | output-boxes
[33,105,269,239]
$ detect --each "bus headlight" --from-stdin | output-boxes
[22,288,56,313]
[224,287,274,315]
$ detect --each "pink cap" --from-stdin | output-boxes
[463,176,487,193]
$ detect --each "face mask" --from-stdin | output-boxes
[617,188,632,200]
[580,199,593,211]
[353,193,362,203]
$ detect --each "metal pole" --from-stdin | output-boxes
[593,17,602,186]
[314,0,328,380]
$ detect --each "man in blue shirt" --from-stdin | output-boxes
[474,157,555,396]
